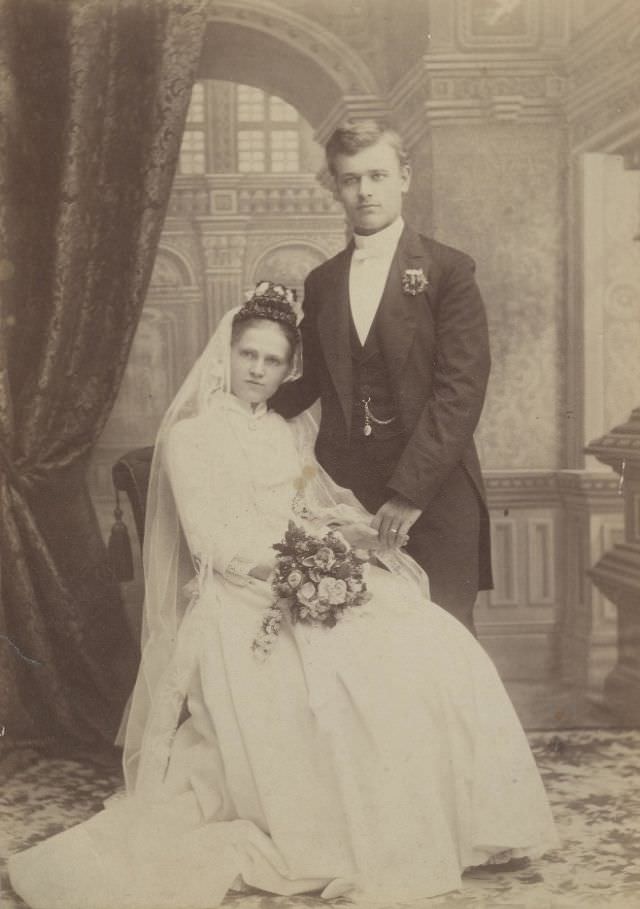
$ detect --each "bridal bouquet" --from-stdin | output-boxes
[252,521,371,658]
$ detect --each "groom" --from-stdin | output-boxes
[272,120,492,633]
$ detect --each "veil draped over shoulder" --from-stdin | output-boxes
[121,302,429,793]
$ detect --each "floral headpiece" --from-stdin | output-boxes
[234,281,303,329]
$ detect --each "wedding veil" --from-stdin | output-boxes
[121,292,429,793]
[121,295,302,789]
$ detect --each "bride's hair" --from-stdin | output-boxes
[231,280,300,356]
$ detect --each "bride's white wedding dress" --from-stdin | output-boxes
[9,394,557,909]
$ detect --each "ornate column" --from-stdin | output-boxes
[585,409,640,724]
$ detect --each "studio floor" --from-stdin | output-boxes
[1,726,639,909]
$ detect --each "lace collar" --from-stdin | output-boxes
[210,391,269,421]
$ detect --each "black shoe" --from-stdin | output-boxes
[464,856,531,876]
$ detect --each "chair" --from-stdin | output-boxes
[108,447,154,580]
[111,446,155,548]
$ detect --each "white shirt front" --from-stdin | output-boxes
[349,216,404,345]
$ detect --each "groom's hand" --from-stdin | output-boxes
[338,522,383,551]
[372,495,422,549]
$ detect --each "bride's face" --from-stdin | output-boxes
[230,320,293,405]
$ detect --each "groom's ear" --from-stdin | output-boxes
[316,165,338,201]
[400,163,412,194]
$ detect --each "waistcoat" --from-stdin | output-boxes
[349,307,402,442]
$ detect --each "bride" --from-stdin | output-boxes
[9,282,557,908]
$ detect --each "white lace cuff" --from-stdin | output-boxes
[224,555,255,585]
[224,547,275,585]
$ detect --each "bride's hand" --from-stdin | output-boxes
[248,563,273,581]
[337,522,384,551]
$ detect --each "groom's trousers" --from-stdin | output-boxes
[328,434,481,636]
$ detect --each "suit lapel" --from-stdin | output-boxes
[376,226,432,383]
[316,245,354,431]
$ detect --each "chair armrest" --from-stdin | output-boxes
[112,446,155,548]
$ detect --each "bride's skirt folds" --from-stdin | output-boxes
[9,568,558,908]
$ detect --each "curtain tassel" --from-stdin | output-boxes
[108,492,134,582]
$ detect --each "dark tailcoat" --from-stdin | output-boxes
[273,225,492,628]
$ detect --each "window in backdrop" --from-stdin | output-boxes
[178,81,318,175]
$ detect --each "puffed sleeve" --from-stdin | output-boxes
[165,419,274,583]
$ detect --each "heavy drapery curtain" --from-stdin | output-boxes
[0,0,206,748]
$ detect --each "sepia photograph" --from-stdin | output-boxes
[1,0,639,906]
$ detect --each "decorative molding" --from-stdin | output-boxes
[428,0,570,54]
[488,518,518,607]
[457,0,541,50]
[569,0,623,38]
[153,231,206,277]
[166,178,211,217]
[238,185,340,217]
[541,0,571,48]
[315,96,391,146]
[150,245,198,287]
[569,79,640,156]
[243,229,342,306]
[387,63,429,150]
[527,517,555,606]
[560,510,591,686]
[569,513,587,610]
[246,241,329,302]
[569,0,640,96]
[313,50,567,145]
[211,190,237,215]
[205,0,380,97]
[568,1,640,153]
[201,233,246,269]
[483,471,622,512]
[478,618,556,635]
[314,71,428,151]
[146,286,203,307]
[476,468,624,687]
[484,471,558,507]
[556,471,621,492]
[556,470,622,510]
[423,53,566,125]
[168,175,342,220]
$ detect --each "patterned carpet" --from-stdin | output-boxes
[2,730,639,908]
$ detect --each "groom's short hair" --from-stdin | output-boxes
[325,120,409,176]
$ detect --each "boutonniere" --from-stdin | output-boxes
[402,267,429,296]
